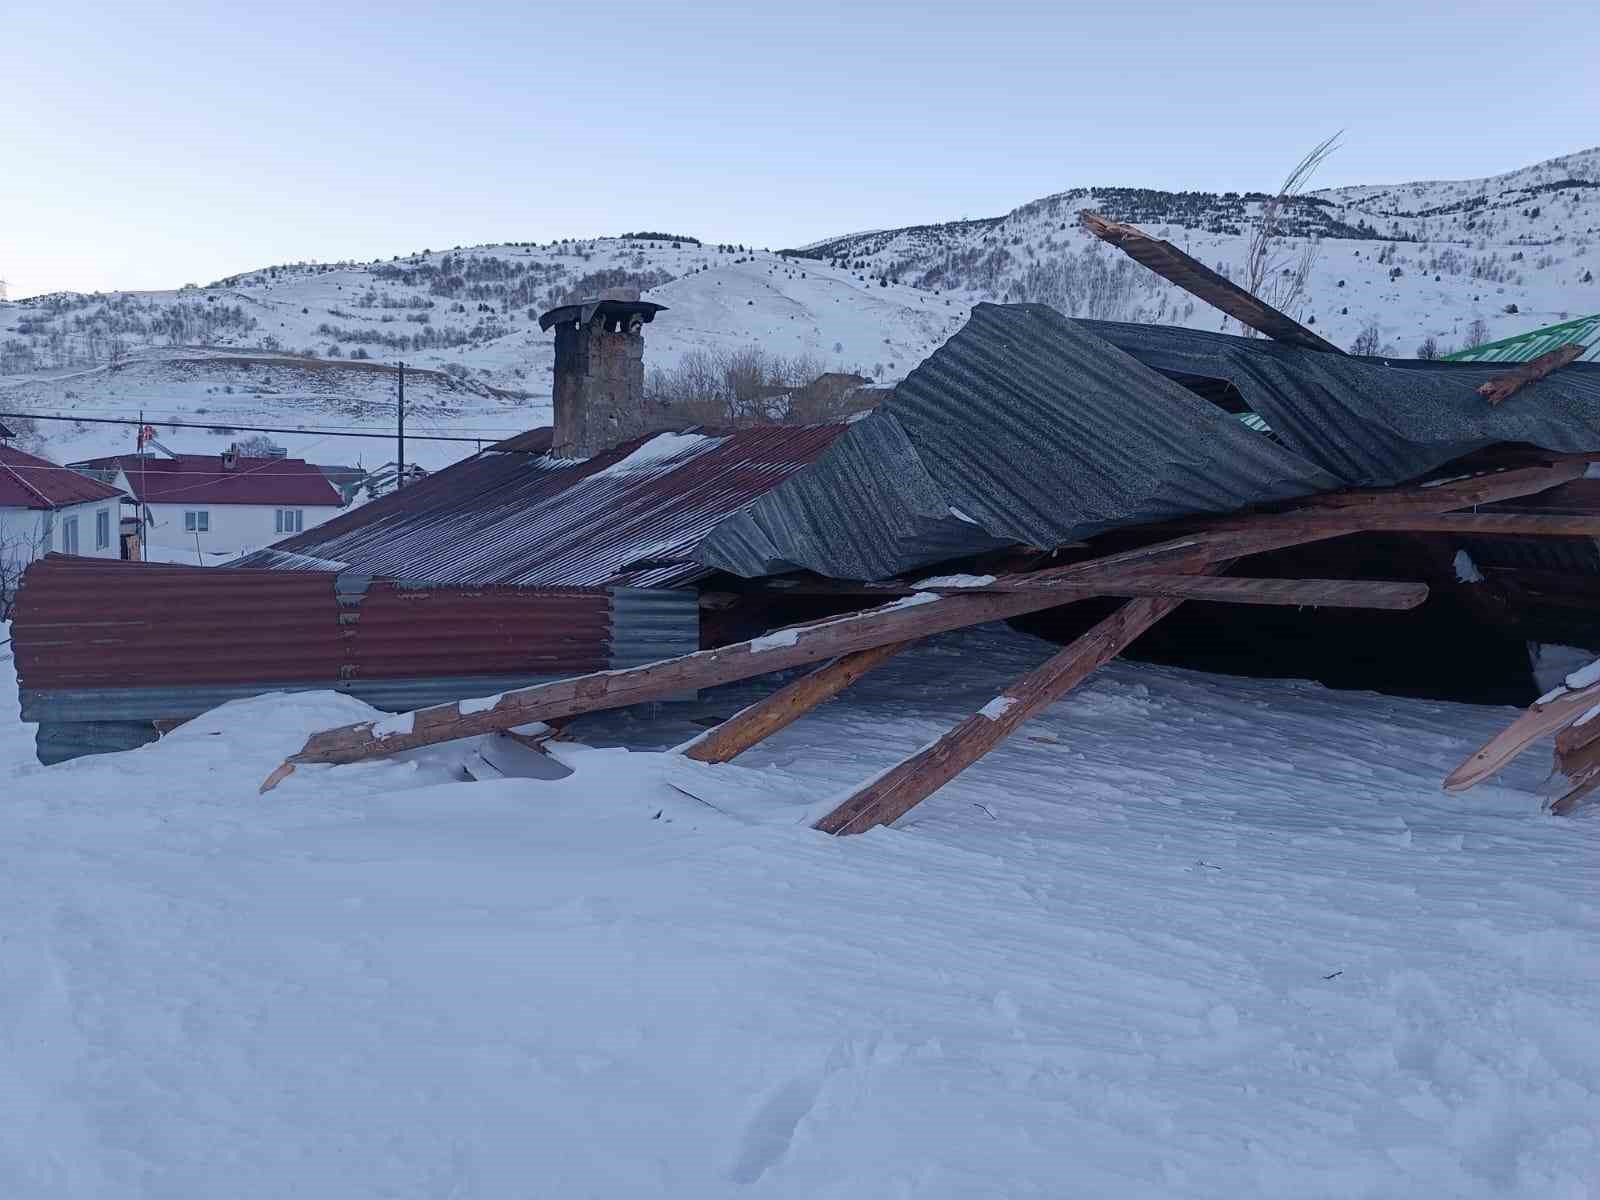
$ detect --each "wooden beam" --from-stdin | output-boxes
[1442,680,1600,792]
[261,460,1583,787]
[682,641,912,764]
[1194,511,1600,539]
[981,574,1427,609]
[814,594,1191,835]
[1477,343,1584,406]
[1079,210,1345,354]
[760,574,1428,609]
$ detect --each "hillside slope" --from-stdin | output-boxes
[4,148,1597,468]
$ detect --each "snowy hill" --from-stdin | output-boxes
[4,148,1598,468]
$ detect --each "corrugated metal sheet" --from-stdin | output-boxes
[698,304,1342,580]
[1083,318,1600,484]
[12,556,698,761]
[73,452,344,507]
[1446,313,1600,364]
[242,423,846,588]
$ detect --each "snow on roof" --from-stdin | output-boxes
[236,423,848,588]
[0,444,125,511]
[76,452,344,508]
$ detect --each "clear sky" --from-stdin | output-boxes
[3,0,1596,298]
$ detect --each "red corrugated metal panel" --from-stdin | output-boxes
[250,424,848,587]
[75,453,343,507]
[12,557,613,691]
[0,445,126,509]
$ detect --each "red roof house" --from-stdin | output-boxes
[0,444,125,510]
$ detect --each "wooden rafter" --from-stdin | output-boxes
[1079,211,1345,354]
[682,642,911,764]
[814,593,1195,835]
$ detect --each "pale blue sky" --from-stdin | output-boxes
[3,0,1596,298]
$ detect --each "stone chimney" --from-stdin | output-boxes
[538,289,668,458]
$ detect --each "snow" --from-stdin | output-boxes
[371,710,415,737]
[748,628,800,652]
[458,692,504,716]
[1565,659,1600,690]
[1453,549,1484,584]
[978,694,1018,720]
[914,573,996,588]
[2,624,1597,1196]
[1575,704,1600,728]
[593,430,718,475]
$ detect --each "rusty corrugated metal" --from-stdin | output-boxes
[13,556,613,692]
[245,423,847,588]
[12,555,699,763]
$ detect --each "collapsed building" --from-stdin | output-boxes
[12,223,1600,823]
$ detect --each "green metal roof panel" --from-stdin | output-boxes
[1446,313,1600,364]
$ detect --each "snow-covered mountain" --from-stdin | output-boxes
[4,148,1597,470]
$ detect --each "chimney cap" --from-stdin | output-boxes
[538,298,666,333]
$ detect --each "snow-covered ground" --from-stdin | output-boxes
[3,622,1596,1198]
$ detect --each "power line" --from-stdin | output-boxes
[0,411,504,444]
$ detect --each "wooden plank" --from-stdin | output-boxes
[814,594,1190,835]
[262,460,1584,786]
[983,574,1426,609]
[1442,680,1600,792]
[1551,774,1600,816]
[682,641,912,764]
[1554,705,1600,756]
[761,574,1429,609]
[1079,211,1345,354]
[1203,512,1600,538]
[1477,342,1584,406]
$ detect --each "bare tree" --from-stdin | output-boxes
[0,520,49,621]
[1351,323,1383,356]
[1464,317,1492,350]
[1242,133,1342,333]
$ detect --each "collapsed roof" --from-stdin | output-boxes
[696,304,1600,580]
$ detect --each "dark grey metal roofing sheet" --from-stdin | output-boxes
[698,303,1341,580]
[1079,318,1600,484]
[699,305,1600,580]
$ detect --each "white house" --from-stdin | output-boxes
[73,447,345,561]
[1,443,125,605]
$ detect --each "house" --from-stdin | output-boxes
[15,296,1600,765]
[2,442,125,562]
[70,446,344,558]
[1,443,125,607]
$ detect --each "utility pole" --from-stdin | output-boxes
[396,361,406,491]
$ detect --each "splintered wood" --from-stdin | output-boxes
[1443,670,1600,814]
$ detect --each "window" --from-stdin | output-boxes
[40,512,52,551]
[62,515,79,555]
[275,508,304,534]
[184,510,210,533]
[96,508,111,550]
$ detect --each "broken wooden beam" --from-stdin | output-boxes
[1476,342,1584,406]
[1192,511,1600,539]
[681,641,912,764]
[1079,210,1345,354]
[262,460,1584,786]
[814,594,1190,835]
[1442,680,1600,792]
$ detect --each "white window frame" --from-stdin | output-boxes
[40,511,53,551]
[62,514,79,555]
[184,510,210,533]
[275,508,304,534]
[96,507,111,550]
